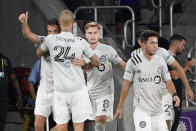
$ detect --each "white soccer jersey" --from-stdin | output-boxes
[131,47,175,65]
[39,56,54,93]
[86,43,122,100]
[124,52,171,114]
[36,36,54,93]
[41,32,94,92]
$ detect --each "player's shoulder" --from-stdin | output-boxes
[156,47,168,54]
[99,43,112,49]
[154,54,165,62]
[45,34,56,41]
[131,48,142,57]
[76,36,86,42]
[128,53,143,66]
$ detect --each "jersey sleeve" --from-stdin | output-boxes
[123,59,134,81]
[28,60,41,84]
[37,36,45,43]
[108,46,122,65]
[157,48,175,65]
[161,58,171,81]
[82,39,94,58]
[40,37,49,52]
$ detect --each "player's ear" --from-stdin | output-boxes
[138,39,142,47]
[58,20,61,26]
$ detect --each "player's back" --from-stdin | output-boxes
[42,32,94,93]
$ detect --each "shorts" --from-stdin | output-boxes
[162,93,174,120]
[90,94,114,122]
[34,89,54,117]
[53,86,93,124]
[133,107,168,131]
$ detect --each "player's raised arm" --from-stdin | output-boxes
[18,12,39,43]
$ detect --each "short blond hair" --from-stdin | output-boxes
[59,10,74,27]
[84,22,101,32]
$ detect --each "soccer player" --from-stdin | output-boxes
[130,35,194,102]
[115,30,180,131]
[130,31,194,128]
[36,10,100,131]
[19,12,85,131]
[84,22,126,131]
[19,12,60,131]
[168,34,196,131]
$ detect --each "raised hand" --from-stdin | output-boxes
[18,12,28,23]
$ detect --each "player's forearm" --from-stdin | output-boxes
[118,60,126,71]
[22,22,38,44]
[183,65,190,73]
[172,61,191,90]
[118,80,131,108]
[89,54,101,67]
[165,79,176,96]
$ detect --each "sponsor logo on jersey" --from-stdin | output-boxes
[157,66,163,74]
[139,77,153,82]
[97,64,105,72]
[139,75,162,84]
[100,55,106,62]
[154,76,161,84]
[139,121,146,128]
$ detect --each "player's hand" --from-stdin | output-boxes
[186,58,196,69]
[186,88,194,101]
[72,57,85,67]
[114,106,123,120]
[18,12,28,23]
[173,96,180,107]
[85,62,95,72]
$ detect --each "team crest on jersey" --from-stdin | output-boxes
[157,66,163,74]
[154,76,161,84]
[97,64,105,71]
[139,121,146,128]
[100,55,106,63]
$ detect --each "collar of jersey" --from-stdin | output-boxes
[94,42,101,50]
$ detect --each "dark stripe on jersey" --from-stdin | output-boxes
[133,56,139,64]
[136,54,142,62]
[131,59,136,65]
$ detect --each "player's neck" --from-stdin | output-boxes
[61,27,72,33]
[89,42,99,50]
[143,51,153,61]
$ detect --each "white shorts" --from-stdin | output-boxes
[162,93,174,120]
[90,94,114,122]
[53,87,93,124]
[34,89,54,117]
[133,107,168,131]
